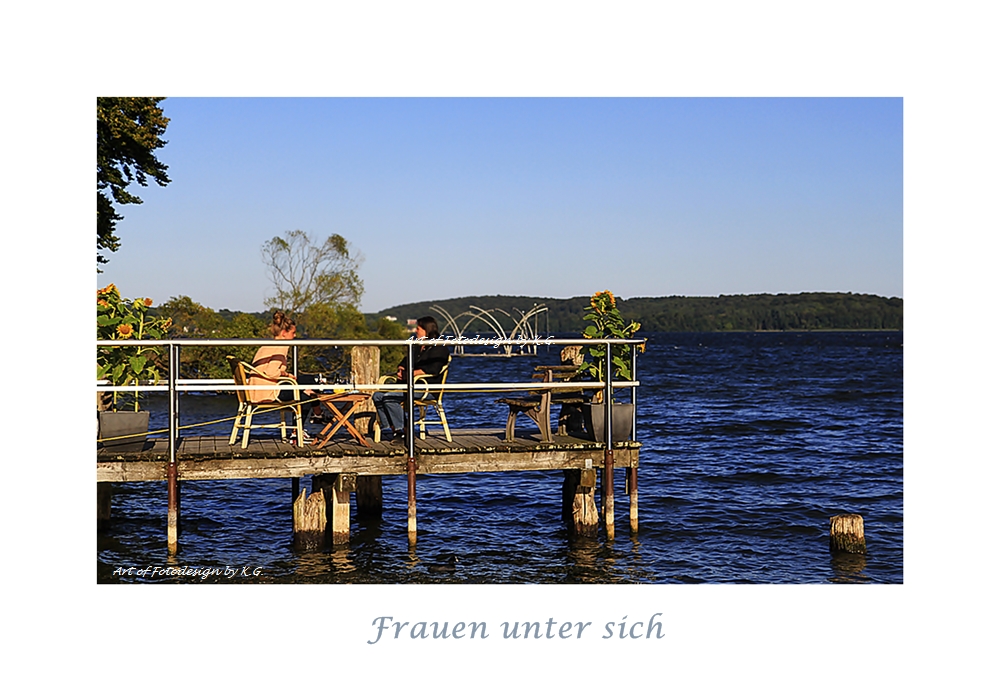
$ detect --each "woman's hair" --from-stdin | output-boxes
[269,311,296,337]
[417,315,439,338]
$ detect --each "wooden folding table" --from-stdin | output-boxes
[312,392,370,447]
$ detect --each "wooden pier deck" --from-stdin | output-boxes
[97,429,640,482]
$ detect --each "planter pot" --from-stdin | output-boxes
[98,411,150,452]
[583,403,635,443]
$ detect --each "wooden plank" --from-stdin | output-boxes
[98,446,636,482]
[98,460,167,482]
[179,456,409,479]
[100,432,638,481]
[414,448,636,474]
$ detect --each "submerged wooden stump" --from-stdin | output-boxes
[829,513,866,554]
[293,489,327,551]
[564,469,598,538]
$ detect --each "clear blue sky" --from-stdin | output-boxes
[97,97,902,313]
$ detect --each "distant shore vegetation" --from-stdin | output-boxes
[151,292,902,376]
[372,292,902,334]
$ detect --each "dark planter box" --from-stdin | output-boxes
[583,403,635,443]
[98,411,150,452]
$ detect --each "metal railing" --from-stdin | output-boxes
[97,336,644,463]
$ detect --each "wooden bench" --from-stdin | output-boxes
[498,365,586,443]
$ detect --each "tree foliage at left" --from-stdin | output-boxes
[157,296,270,380]
[97,97,171,268]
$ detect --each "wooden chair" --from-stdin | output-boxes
[415,362,452,442]
[372,362,452,443]
[227,356,305,449]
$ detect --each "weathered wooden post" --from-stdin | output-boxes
[562,470,575,522]
[627,466,638,534]
[312,473,353,545]
[351,345,380,439]
[97,483,112,529]
[293,488,327,550]
[97,386,113,529]
[602,455,615,540]
[352,346,383,519]
[829,514,866,554]
[356,477,383,520]
[563,468,599,537]
[331,473,354,544]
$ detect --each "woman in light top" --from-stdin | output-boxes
[249,311,299,404]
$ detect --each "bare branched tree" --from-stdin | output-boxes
[261,231,364,315]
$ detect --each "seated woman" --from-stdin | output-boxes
[249,311,318,430]
[373,315,449,440]
[250,312,294,394]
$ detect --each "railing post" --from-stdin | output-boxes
[167,342,179,555]
[631,343,638,439]
[168,343,177,464]
[406,340,417,545]
[604,340,614,539]
[629,341,638,534]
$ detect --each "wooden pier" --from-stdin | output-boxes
[97,338,645,551]
[97,429,641,546]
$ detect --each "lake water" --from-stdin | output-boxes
[97,331,903,584]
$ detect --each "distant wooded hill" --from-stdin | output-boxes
[370,293,903,333]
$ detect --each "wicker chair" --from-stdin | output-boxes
[227,356,305,448]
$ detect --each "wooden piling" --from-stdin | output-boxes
[97,388,112,530]
[312,474,353,545]
[627,466,638,534]
[97,483,112,529]
[166,462,179,554]
[564,469,598,537]
[356,476,383,520]
[603,451,615,539]
[293,489,327,550]
[331,473,354,544]
[829,514,866,554]
[351,346,384,514]
[351,346,380,440]
[407,457,417,545]
[561,470,576,522]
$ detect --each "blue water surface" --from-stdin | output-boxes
[98,331,903,584]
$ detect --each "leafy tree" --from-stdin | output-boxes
[97,97,171,269]
[262,231,363,314]
[158,296,269,379]
[262,230,405,375]
[158,295,223,337]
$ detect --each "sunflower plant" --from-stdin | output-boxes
[579,290,642,399]
[97,284,172,411]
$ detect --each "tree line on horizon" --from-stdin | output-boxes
[372,292,903,334]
